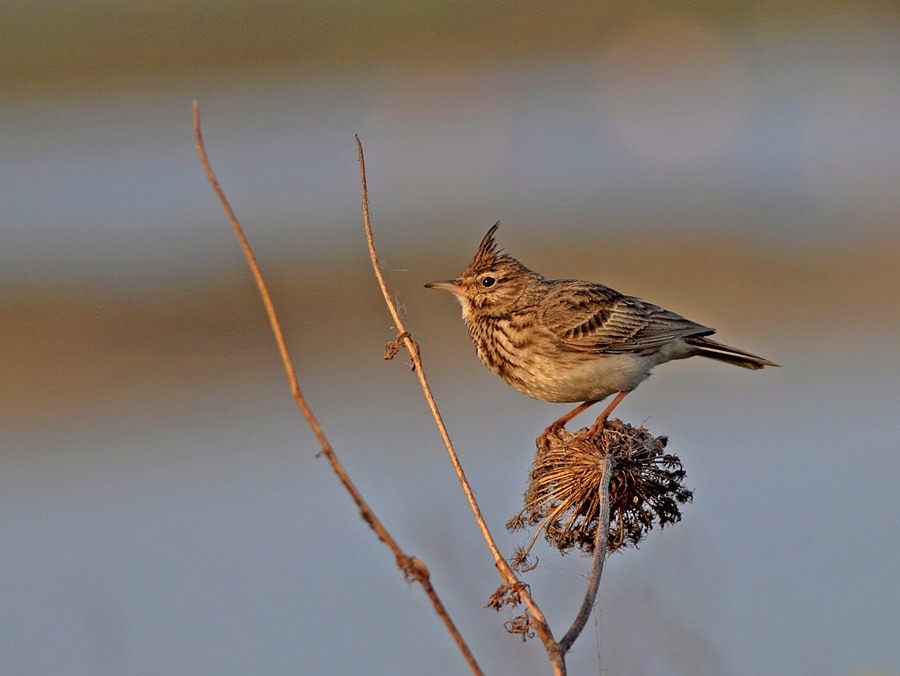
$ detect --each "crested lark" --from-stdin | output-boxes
[426,222,778,440]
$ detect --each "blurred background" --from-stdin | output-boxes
[2,1,899,674]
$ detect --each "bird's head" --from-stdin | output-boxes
[425,222,542,318]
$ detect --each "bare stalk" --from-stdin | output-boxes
[193,101,483,676]
[559,455,613,653]
[355,135,565,675]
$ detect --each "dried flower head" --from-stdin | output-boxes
[508,420,692,566]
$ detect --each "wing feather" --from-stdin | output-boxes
[541,281,713,354]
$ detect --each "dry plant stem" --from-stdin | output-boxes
[355,135,566,675]
[559,454,613,653]
[193,102,483,676]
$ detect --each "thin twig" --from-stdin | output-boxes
[559,454,613,653]
[355,134,566,676]
[192,101,483,676]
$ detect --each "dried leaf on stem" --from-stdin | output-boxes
[486,583,536,642]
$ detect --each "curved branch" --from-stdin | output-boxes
[560,455,613,653]
[355,135,565,675]
[193,101,483,676]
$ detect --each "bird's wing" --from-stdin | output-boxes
[541,281,714,354]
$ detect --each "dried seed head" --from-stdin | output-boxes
[508,420,692,562]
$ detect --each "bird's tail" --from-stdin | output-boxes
[685,335,779,370]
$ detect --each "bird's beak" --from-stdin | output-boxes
[424,279,465,296]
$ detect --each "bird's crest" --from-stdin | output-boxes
[465,221,501,274]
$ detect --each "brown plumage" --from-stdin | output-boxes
[426,222,778,437]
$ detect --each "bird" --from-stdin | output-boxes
[425,222,778,441]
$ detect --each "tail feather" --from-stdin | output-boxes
[685,335,779,370]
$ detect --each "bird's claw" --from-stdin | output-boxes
[586,415,610,440]
[538,422,565,450]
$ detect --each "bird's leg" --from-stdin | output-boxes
[538,400,598,448]
[587,391,629,437]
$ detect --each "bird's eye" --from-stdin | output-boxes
[481,276,496,288]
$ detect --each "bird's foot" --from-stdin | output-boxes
[586,414,610,440]
[538,400,600,449]
[538,422,566,450]
[586,391,629,440]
